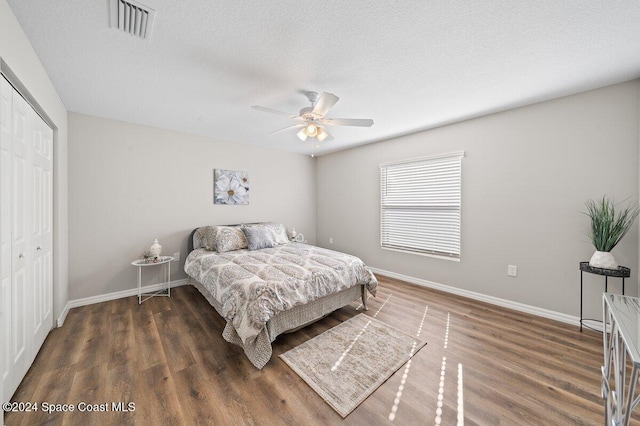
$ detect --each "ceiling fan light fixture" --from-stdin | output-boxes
[253,91,373,148]
[317,127,328,142]
[296,128,308,141]
[305,123,318,137]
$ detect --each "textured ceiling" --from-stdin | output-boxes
[7,1,640,156]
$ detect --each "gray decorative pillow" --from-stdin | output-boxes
[214,226,248,253]
[242,226,278,251]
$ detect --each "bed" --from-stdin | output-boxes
[184,223,378,369]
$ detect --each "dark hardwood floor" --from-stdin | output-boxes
[5,275,630,425]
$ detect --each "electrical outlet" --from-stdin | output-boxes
[173,252,180,262]
[507,265,517,277]
[329,237,333,244]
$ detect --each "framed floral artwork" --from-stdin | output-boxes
[214,169,249,205]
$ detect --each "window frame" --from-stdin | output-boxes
[380,151,464,261]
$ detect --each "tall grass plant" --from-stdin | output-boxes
[584,196,640,252]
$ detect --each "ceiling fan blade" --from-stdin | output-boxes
[252,105,297,118]
[324,118,374,127]
[270,123,305,134]
[312,93,339,116]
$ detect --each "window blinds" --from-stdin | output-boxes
[380,152,463,258]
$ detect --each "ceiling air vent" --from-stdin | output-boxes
[109,0,155,40]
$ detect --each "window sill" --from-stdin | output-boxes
[381,246,460,262]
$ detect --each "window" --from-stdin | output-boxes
[380,151,463,260]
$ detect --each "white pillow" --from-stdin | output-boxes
[193,226,217,251]
[214,226,248,253]
[264,222,289,245]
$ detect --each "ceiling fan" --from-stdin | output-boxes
[252,92,374,142]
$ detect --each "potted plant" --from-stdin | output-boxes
[584,196,640,269]
[140,250,153,263]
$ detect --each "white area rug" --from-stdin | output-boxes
[279,314,427,418]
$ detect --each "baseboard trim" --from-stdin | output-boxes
[57,270,581,329]
[56,278,188,327]
[369,267,579,327]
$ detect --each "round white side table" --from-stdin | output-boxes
[131,256,174,304]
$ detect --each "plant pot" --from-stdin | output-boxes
[589,251,618,270]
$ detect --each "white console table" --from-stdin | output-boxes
[602,292,640,425]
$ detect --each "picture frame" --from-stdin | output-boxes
[214,169,249,205]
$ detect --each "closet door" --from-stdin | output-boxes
[30,111,52,354]
[0,75,53,401]
[0,76,12,409]
[1,79,31,399]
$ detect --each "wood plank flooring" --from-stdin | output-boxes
[4,275,633,425]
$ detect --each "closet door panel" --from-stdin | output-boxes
[32,131,42,339]
[42,160,52,326]
[0,78,12,397]
[30,115,52,349]
[42,121,52,327]
[6,90,30,397]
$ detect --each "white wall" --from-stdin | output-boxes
[0,0,68,325]
[68,113,316,300]
[317,81,640,319]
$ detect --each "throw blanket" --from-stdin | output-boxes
[184,243,378,364]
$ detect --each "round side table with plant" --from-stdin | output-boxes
[584,196,640,270]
